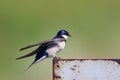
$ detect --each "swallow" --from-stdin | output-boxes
[16,30,71,71]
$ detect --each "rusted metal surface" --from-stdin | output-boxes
[53,58,120,80]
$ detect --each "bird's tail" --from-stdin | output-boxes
[23,61,36,72]
[23,55,47,72]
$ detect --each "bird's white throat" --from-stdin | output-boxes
[62,35,68,39]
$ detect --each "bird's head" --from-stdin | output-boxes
[56,30,71,39]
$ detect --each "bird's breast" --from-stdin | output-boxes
[58,41,66,50]
[46,41,66,57]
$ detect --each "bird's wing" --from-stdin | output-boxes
[19,38,65,51]
[19,39,53,51]
[24,41,60,71]
[16,47,41,60]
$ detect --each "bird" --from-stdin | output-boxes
[16,30,71,71]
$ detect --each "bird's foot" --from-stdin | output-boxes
[53,57,61,60]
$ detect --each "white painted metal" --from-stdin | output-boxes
[53,59,120,80]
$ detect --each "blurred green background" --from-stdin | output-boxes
[0,0,120,80]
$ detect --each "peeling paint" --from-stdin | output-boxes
[53,59,120,80]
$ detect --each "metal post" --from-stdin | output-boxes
[53,58,120,80]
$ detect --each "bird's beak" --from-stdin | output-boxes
[69,35,72,37]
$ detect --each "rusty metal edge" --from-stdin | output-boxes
[53,58,120,64]
[53,58,62,80]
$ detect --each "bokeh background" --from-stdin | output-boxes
[0,0,120,80]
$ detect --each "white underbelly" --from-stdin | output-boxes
[46,41,66,57]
